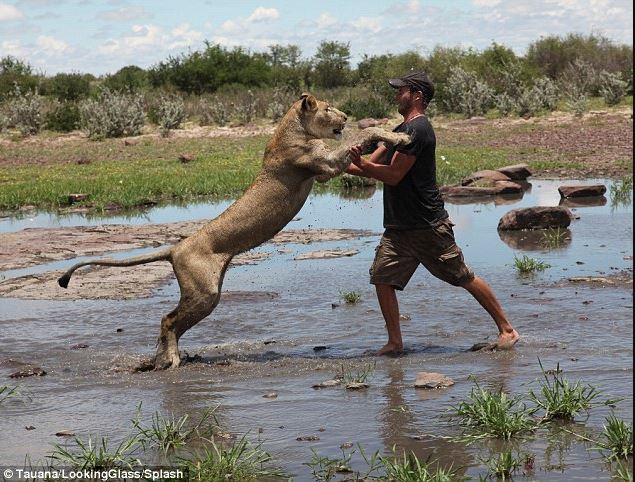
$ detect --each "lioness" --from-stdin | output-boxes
[58,93,410,369]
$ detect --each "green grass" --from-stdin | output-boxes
[480,450,528,481]
[0,385,20,403]
[339,361,376,385]
[610,176,633,208]
[379,448,465,482]
[48,435,141,470]
[542,227,568,248]
[179,435,287,481]
[132,405,218,454]
[528,361,617,421]
[601,415,634,461]
[454,378,537,440]
[614,459,634,482]
[304,447,355,481]
[339,289,362,304]
[513,255,551,274]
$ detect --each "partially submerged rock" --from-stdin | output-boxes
[345,382,369,390]
[414,372,454,389]
[9,366,47,378]
[294,249,358,260]
[461,170,511,186]
[496,163,532,180]
[558,184,607,198]
[441,181,523,197]
[498,206,574,230]
[312,379,341,389]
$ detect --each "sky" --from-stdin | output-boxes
[0,0,632,76]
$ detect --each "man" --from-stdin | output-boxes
[346,71,519,355]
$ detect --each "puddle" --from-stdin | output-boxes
[0,179,632,480]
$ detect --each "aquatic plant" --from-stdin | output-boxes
[0,385,20,403]
[179,435,287,481]
[601,415,633,461]
[454,377,537,440]
[132,404,219,454]
[528,361,617,421]
[610,176,633,208]
[513,255,551,274]
[541,227,567,248]
[48,435,141,470]
[339,290,362,304]
[613,459,634,482]
[379,447,465,482]
[480,449,528,481]
[339,361,376,385]
[304,447,355,482]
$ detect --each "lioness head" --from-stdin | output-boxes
[298,93,347,140]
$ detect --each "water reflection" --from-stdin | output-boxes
[559,196,608,208]
[498,228,572,251]
[445,192,525,206]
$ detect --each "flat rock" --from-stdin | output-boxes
[345,382,369,390]
[441,181,523,197]
[414,372,454,389]
[312,379,341,389]
[558,184,607,198]
[496,163,532,180]
[9,366,47,378]
[461,170,511,186]
[294,249,358,260]
[498,206,574,231]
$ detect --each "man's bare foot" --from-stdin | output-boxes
[496,329,520,350]
[375,342,403,356]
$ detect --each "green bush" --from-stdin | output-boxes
[155,94,185,136]
[338,88,392,119]
[598,70,629,106]
[445,66,493,117]
[46,102,81,132]
[79,88,145,139]
[42,72,91,101]
[0,56,39,100]
[6,87,44,135]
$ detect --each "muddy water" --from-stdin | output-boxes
[0,179,632,481]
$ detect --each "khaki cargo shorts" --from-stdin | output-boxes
[369,219,475,290]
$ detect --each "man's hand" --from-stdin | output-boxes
[348,144,364,167]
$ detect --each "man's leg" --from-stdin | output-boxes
[461,275,519,348]
[375,283,404,355]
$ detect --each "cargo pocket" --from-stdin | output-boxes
[438,245,461,263]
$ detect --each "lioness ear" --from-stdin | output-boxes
[300,93,318,112]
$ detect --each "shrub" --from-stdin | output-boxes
[495,92,516,116]
[42,72,91,101]
[516,87,543,118]
[445,66,493,118]
[6,86,44,135]
[79,88,145,139]
[598,70,629,106]
[534,76,560,111]
[338,88,392,119]
[268,85,296,121]
[155,94,185,137]
[46,102,81,132]
[199,96,231,126]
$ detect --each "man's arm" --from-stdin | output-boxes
[347,144,415,186]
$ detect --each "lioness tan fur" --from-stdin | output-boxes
[58,94,410,369]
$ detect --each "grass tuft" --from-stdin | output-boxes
[454,377,537,440]
[541,227,568,248]
[48,435,141,470]
[339,290,362,304]
[513,255,551,274]
[380,447,466,482]
[480,449,529,481]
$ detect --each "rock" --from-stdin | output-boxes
[469,342,498,352]
[123,139,138,146]
[313,346,329,352]
[178,153,194,163]
[296,435,320,441]
[568,276,614,284]
[263,392,278,399]
[25,426,36,430]
[498,206,574,231]
[68,193,89,204]
[461,170,511,186]
[312,379,341,389]
[345,382,369,390]
[558,184,607,198]
[441,181,523,197]
[341,173,377,187]
[357,118,378,129]
[55,430,76,437]
[496,163,532,180]
[70,343,89,350]
[414,372,455,389]
[9,367,46,378]
[294,249,358,260]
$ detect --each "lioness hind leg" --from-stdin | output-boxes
[154,253,231,370]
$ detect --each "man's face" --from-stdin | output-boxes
[395,86,415,115]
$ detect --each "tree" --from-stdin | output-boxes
[104,65,149,92]
[312,40,352,88]
[0,56,39,99]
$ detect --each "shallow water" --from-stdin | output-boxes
[0,179,632,480]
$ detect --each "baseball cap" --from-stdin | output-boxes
[388,71,435,103]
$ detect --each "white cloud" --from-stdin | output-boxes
[246,7,279,23]
[36,35,72,55]
[0,3,24,21]
[168,23,203,50]
[97,6,150,22]
[472,0,502,6]
[315,13,337,29]
[0,39,27,57]
[350,16,382,33]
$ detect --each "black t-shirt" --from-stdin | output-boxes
[382,116,448,229]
